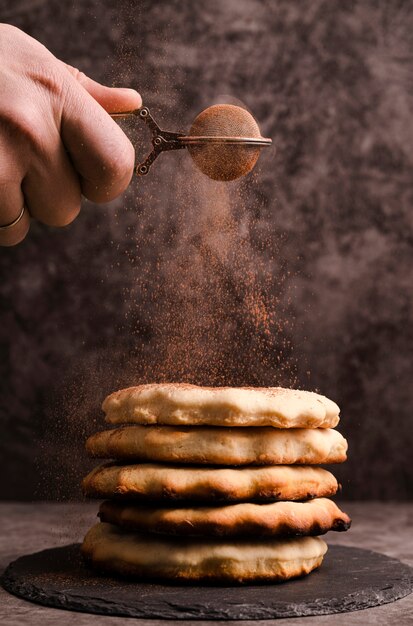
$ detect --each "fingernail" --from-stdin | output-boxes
[117,88,141,98]
[116,88,142,107]
[116,87,138,94]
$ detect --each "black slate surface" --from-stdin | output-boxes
[1,543,412,620]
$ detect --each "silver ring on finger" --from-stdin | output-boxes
[0,206,26,230]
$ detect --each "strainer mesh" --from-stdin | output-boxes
[189,104,261,138]
[188,104,262,181]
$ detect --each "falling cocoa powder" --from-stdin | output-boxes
[122,163,297,387]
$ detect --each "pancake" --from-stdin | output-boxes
[81,522,328,582]
[82,462,339,502]
[97,497,351,538]
[86,425,347,465]
[103,383,340,428]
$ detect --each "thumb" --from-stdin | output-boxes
[63,63,142,113]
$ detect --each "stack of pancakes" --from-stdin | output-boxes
[82,384,350,582]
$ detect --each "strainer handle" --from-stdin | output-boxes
[110,107,185,175]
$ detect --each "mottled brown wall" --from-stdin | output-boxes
[0,0,412,500]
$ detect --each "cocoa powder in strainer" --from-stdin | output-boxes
[187,104,263,181]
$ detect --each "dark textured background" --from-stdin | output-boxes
[0,0,412,500]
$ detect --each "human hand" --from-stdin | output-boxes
[0,24,142,246]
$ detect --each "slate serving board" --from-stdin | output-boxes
[1,543,412,620]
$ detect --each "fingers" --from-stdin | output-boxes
[0,182,30,247]
[22,138,81,227]
[61,67,139,203]
[63,64,142,113]
[0,139,81,244]
[0,25,142,246]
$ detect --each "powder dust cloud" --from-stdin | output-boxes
[120,160,298,389]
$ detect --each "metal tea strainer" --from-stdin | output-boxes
[111,104,272,181]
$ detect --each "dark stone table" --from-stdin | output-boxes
[0,501,412,625]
